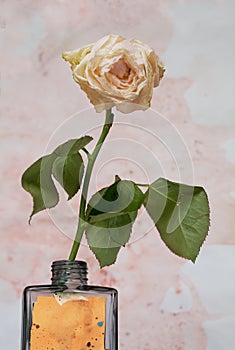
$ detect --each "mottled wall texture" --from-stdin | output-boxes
[1,1,235,349]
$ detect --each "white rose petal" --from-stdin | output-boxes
[62,34,165,114]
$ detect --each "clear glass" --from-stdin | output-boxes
[21,260,118,350]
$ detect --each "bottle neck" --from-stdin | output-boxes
[51,260,88,286]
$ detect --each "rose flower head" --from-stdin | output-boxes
[62,34,165,114]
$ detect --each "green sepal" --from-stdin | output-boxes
[85,178,144,267]
[144,178,210,262]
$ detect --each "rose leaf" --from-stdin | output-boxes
[51,136,92,199]
[21,154,59,222]
[22,136,93,221]
[86,179,144,217]
[86,214,134,268]
[53,136,93,157]
[85,178,144,267]
[52,153,84,200]
[144,178,210,262]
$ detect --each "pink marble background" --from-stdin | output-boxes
[1,0,235,349]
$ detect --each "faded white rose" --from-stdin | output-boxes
[62,34,164,114]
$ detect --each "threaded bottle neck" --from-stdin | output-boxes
[51,260,88,286]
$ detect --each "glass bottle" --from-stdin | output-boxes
[21,260,118,350]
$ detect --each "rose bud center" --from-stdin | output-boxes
[109,58,131,80]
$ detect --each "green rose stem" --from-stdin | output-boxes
[69,109,114,261]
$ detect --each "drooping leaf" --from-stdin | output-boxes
[144,178,210,262]
[51,136,92,199]
[86,179,144,267]
[52,153,84,200]
[86,213,135,268]
[21,154,59,222]
[53,136,93,157]
[21,136,93,221]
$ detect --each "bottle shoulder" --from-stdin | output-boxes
[23,284,118,295]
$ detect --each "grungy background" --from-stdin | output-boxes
[0,0,235,349]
